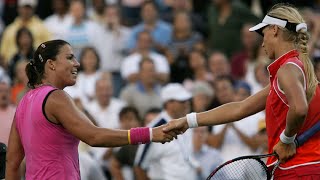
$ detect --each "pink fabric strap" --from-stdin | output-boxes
[130,127,151,145]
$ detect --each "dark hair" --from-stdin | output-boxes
[15,27,34,50]
[144,107,161,116]
[78,46,100,72]
[214,75,235,87]
[141,0,159,12]
[26,40,70,89]
[139,56,154,70]
[119,106,140,121]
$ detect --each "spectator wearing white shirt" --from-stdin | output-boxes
[85,73,126,165]
[44,0,72,39]
[121,30,170,84]
[87,0,106,25]
[72,47,102,105]
[120,58,162,119]
[96,4,131,97]
[63,0,104,59]
[192,127,223,180]
[134,83,198,180]
[85,73,126,130]
[212,80,265,161]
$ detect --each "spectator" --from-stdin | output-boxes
[187,50,211,82]
[253,60,270,92]
[231,23,261,80]
[243,45,269,94]
[190,81,214,113]
[192,127,223,179]
[85,73,126,130]
[0,0,51,64]
[119,0,145,26]
[109,106,141,180]
[7,27,34,81]
[44,0,72,39]
[159,0,207,37]
[126,0,172,53]
[121,30,170,84]
[143,107,161,125]
[0,67,10,85]
[120,58,162,119]
[231,117,269,155]
[79,151,107,180]
[67,47,102,105]
[166,11,203,83]
[63,0,103,58]
[87,0,106,25]
[214,80,265,161]
[207,0,259,57]
[207,76,235,150]
[0,81,16,146]
[233,80,252,101]
[85,73,126,171]
[208,51,231,83]
[134,83,198,180]
[10,59,28,105]
[168,11,202,59]
[97,4,131,97]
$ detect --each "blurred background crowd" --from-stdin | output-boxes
[0,0,320,179]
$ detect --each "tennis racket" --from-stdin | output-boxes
[206,120,320,180]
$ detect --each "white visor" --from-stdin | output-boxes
[249,15,307,35]
[249,15,287,34]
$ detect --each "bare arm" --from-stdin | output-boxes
[109,156,125,180]
[231,123,260,151]
[206,125,228,149]
[47,90,175,147]
[156,73,169,84]
[273,63,308,163]
[197,85,269,126]
[134,166,150,180]
[5,118,24,180]
[163,85,270,133]
[277,64,308,136]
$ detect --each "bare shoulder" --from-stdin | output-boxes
[277,63,304,80]
[45,89,76,123]
[47,89,74,105]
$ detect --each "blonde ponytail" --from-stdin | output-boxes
[268,4,318,102]
[296,30,318,101]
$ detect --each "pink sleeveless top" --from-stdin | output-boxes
[15,85,80,179]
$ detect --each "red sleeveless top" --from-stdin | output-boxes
[266,50,320,169]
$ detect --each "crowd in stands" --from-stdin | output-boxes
[0,0,320,179]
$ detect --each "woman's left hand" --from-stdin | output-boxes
[273,140,296,163]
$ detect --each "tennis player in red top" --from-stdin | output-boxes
[164,4,320,179]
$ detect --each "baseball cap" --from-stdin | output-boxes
[18,0,37,8]
[161,83,192,103]
[249,15,307,36]
[190,81,214,98]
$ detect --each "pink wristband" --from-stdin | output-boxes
[129,127,151,145]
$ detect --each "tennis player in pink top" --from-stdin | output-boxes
[5,40,177,180]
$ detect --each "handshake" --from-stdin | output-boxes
[151,117,189,143]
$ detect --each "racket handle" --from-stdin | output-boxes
[294,121,320,147]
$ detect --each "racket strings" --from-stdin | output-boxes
[209,158,268,180]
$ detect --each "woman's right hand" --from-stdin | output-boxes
[152,125,179,143]
[162,118,189,135]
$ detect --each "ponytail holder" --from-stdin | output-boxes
[41,44,46,48]
[29,59,35,66]
[296,23,307,32]
[39,54,44,62]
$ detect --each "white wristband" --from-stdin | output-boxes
[186,112,198,128]
[149,128,153,142]
[280,130,296,144]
